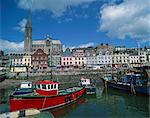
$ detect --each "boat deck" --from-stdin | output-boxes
[11,87,83,98]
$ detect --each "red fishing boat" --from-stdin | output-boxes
[10,80,85,112]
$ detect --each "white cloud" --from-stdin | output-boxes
[15,18,27,32]
[0,39,24,52]
[99,0,150,43]
[79,42,95,48]
[63,42,95,51]
[18,0,95,17]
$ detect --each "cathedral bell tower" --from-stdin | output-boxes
[24,10,32,53]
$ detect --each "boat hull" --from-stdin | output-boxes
[0,74,6,82]
[85,86,96,94]
[107,81,150,96]
[10,88,85,112]
[13,89,33,95]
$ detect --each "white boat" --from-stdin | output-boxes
[80,78,96,94]
[13,82,34,95]
[0,108,40,118]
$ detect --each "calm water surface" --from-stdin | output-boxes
[0,86,149,118]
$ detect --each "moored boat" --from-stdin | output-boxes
[12,82,34,95]
[103,74,150,96]
[80,78,96,94]
[10,80,85,112]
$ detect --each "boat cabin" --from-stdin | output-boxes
[80,78,90,86]
[20,82,32,89]
[35,80,58,96]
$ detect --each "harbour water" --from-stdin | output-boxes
[0,85,149,118]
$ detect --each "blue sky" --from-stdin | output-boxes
[0,0,150,52]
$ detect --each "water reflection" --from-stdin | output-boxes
[49,97,86,118]
[0,86,149,118]
[107,89,149,115]
[0,88,13,113]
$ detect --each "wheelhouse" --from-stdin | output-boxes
[80,78,90,86]
[34,80,58,96]
[20,82,32,89]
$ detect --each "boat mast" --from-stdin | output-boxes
[50,36,53,80]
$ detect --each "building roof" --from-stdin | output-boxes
[52,40,61,44]
[32,39,61,45]
[32,40,45,45]
[62,48,72,57]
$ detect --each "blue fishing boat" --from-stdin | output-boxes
[103,74,150,96]
[13,82,34,95]
[80,78,96,94]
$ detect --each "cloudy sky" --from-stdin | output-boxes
[1,0,150,52]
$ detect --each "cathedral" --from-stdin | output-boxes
[24,12,62,55]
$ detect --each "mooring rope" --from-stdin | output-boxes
[42,96,47,108]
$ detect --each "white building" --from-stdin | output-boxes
[97,51,112,66]
[74,57,86,67]
[10,53,31,67]
[86,56,97,65]
[139,51,147,64]
[129,54,141,67]
[72,48,86,67]
[112,52,129,67]
[23,55,32,67]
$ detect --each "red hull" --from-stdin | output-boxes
[10,88,85,112]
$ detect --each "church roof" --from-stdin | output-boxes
[32,40,45,45]
[52,40,61,44]
[32,39,61,45]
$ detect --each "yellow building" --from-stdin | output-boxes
[10,65,27,73]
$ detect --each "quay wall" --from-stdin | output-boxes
[0,70,109,89]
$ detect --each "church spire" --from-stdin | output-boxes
[24,8,32,53]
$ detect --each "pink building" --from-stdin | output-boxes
[61,57,74,67]
[61,48,74,68]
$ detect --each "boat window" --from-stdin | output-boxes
[51,84,53,89]
[38,84,40,89]
[54,84,56,89]
[42,84,46,89]
[48,85,51,89]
